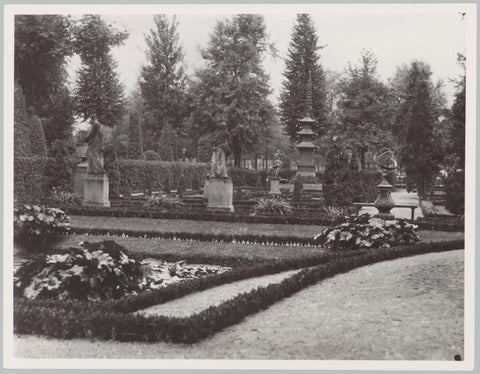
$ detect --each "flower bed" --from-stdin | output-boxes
[14,239,464,342]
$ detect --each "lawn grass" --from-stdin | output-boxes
[51,228,463,265]
[70,215,326,238]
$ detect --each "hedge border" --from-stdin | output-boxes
[14,240,464,343]
[50,204,464,231]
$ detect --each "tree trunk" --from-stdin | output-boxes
[254,152,258,170]
[232,137,241,168]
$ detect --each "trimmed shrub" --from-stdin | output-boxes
[143,150,161,161]
[157,123,178,161]
[177,173,186,197]
[14,157,51,202]
[197,133,214,163]
[144,194,185,211]
[323,142,361,207]
[14,205,70,250]
[314,213,421,250]
[44,138,76,192]
[15,241,147,301]
[293,176,303,201]
[127,112,143,159]
[253,198,293,216]
[230,168,260,187]
[191,172,200,191]
[278,169,296,180]
[14,82,31,157]
[443,168,464,216]
[115,160,208,195]
[28,115,48,157]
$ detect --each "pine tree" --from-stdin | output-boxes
[73,15,128,127]
[139,15,187,138]
[127,112,143,159]
[279,14,328,142]
[336,50,392,169]
[397,61,443,198]
[191,15,275,167]
[157,122,178,161]
[28,115,48,157]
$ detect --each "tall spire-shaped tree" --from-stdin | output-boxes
[139,15,187,140]
[279,14,327,142]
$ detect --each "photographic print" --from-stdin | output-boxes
[3,3,476,371]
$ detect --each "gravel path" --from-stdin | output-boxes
[137,269,301,318]
[14,249,464,360]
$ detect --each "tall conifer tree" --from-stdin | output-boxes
[279,14,327,142]
[127,112,143,159]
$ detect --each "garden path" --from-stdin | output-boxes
[15,249,464,360]
[358,188,423,219]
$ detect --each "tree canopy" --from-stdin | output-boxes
[190,14,276,167]
[73,15,128,127]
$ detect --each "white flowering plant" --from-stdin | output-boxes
[14,205,70,249]
[14,241,148,301]
[252,198,293,216]
[143,194,185,211]
[314,214,421,251]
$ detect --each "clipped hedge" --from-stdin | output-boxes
[14,157,52,202]
[230,168,266,187]
[14,239,464,343]
[115,160,208,195]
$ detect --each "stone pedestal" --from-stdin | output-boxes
[74,161,88,199]
[207,177,234,212]
[374,177,395,220]
[203,177,209,199]
[83,173,110,208]
[269,177,281,195]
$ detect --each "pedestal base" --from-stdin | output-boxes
[207,177,234,212]
[74,161,88,199]
[374,179,395,220]
[83,174,110,208]
[269,177,281,195]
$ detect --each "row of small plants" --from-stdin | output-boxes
[14,239,464,342]
[69,214,422,250]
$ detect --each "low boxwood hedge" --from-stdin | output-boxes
[14,239,463,343]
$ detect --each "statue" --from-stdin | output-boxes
[272,149,284,178]
[85,122,105,175]
[210,121,231,179]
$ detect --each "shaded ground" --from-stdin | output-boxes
[15,249,464,360]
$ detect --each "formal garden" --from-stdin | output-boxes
[11,12,466,361]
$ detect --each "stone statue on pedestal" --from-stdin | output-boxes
[210,121,231,179]
[272,149,284,178]
[85,122,105,175]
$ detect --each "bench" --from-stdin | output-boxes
[352,202,417,220]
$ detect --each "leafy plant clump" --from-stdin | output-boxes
[314,214,421,251]
[253,198,293,216]
[14,205,71,249]
[50,187,82,208]
[14,241,148,301]
[143,194,185,211]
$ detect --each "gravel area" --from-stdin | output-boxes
[14,249,464,360]
[137,269,301,318]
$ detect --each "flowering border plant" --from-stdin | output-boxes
[314,214,421,250]
[14,205,70,249]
